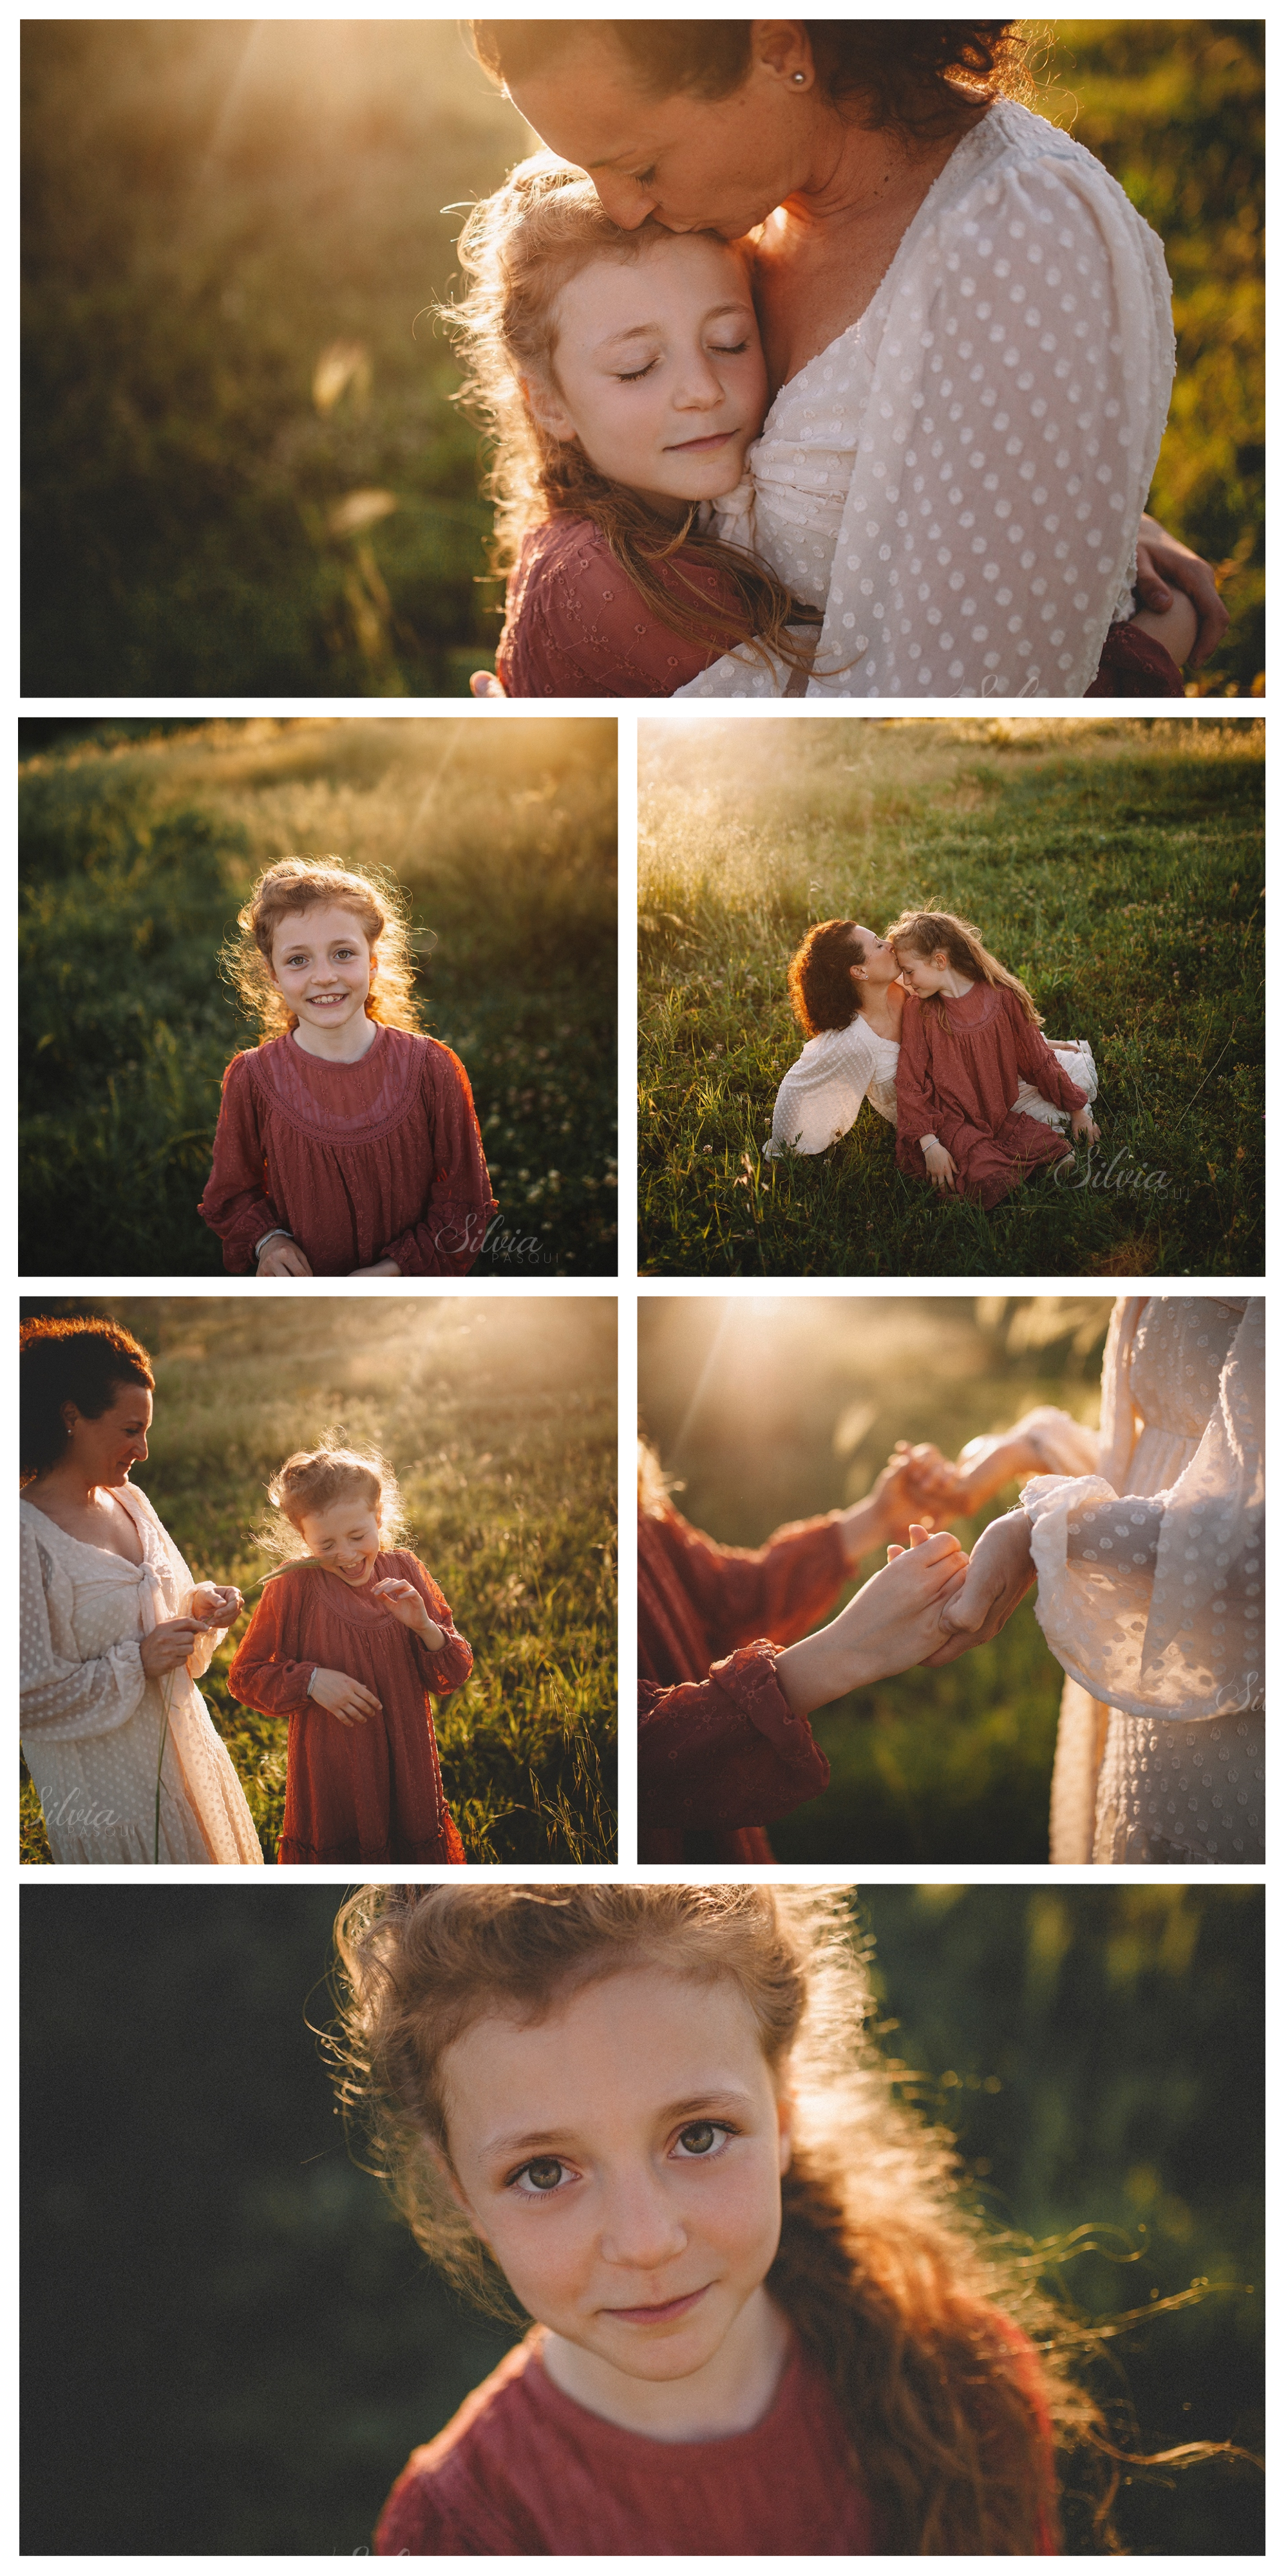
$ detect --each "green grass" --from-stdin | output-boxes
[640,1292,1112,1861]
[20,717,617,1277]
[21,1295,618,1864]
[638,717,1264,1278]
[21,21,1262,696]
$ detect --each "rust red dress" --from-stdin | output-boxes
[895,985,1090,1210]
[227,1550,471,1864]
[497,518,744,697]
[638,1504,850,1863]
[198,1027,497,1275]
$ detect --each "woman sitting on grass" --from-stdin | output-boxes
[198,859,496,1277]
[228,1444,472,1864]
[766,918,1095,1197]
[889,911,1099,1208]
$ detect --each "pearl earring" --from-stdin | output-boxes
[791,71,807,84]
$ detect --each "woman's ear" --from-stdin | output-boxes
[521,372,577,444]
[60,1401,79,1438]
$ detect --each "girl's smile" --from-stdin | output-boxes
[441,1964,793,2439]
[531,233,768,524]
[299,1499,383,1587]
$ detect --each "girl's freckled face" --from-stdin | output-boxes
[441,1967,790,2387]
[270,904,374,1037]
[299,1498,383,1586]
[893,947,942,996]
[535,234,768,519]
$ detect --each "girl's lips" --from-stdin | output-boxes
[665,430,737,453]
[603,2285,710,2327]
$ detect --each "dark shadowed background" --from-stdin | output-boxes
[21,1884,1262,2553]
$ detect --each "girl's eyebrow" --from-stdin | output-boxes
[480,2085,759,2161]
[595,301,753,354]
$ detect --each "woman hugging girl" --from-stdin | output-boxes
[198,858,496,1276]
[228,1444,471,1865]
[330,1880,1184,2555]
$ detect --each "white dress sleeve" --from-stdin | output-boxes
[1023,1301,1264,1719]
[807,133,1174,699]
[20,1520,149,1742]
[767,1017,884,1156]
[128,1485,227,1680]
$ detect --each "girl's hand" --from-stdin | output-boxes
[308,1667,382,1728]
[469,671,507,697]
[351,1258,401,1277]
[876,1440,971,1533]
[775,1526,967,1716]
[140,1616,213,1678]
[1070,1107,1101,1144]
[258,1238,313,1278]
[920,1510,1036,1665]
[1135,514,1229,667]
[189,1582,242,1625]
[921,1138,958,1192]
[369,1577,444,1649]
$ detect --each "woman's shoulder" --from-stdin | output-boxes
[936,95,1161,238]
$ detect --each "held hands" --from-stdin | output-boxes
[140,1616,214,1679]
[258,1238,313,1278]
[308,1667,382,1728]
[872,1441,971,1538]
[369,1577,444,1649]
[920,1508,1036,1666]
[775,1525,968,1717]
[1070,1106,1101,1145]
[921,1137,958,1193]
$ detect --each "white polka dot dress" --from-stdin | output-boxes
[679,99,1175,701]
[1023,1298,1264,1864]
[21,1484,263,1865]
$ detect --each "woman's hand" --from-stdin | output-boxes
[307,1667,382,1728]
[369,1577,444,1649]
[258,1238,313,1278]
[921,1138,958,1193]
[140,1616,213,1678]
[1135,514,1229,669]
[1070,1106,1101,1144]
[470,671,507,697]
[920,1509,1036,1665]
[350,1258,401,1277]
[189,1582,242,1625]
[871,1441,970,1539]
[775,1525,968,1716]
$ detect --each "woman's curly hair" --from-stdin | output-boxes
[227,858,423,1043]
[326,1879,1239,2553]
[469,21,1030,138]
[442,154,817,675]
[787,918,867,1037]
[20,1315,155,1481]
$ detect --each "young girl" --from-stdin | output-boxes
[227,1446,471,1864]
[332,1881,1119,2553]
[198,859,496,1276]
[449,156,815,697]
[888,910,1100,1208]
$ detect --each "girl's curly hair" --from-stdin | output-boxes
[258,1442,408,1563]
[787,919,867,1036]
[227,858,422,1043]
[442,154,818,676]
[326,1880,1248,2553]
[886,907,1043,1035]
[469,21,1031,139]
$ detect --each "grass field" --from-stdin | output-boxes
[638,717,1263,1279]
[21,1295,618,1865]
[20,717,617,1278]
[23,19,1262,696]
[639,1293,1113,1863]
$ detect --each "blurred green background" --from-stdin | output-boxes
[19,715,617,1276]
[21,1884,1262,2553]
[643,1293,1116,1861]
[21,1294,617,1864]
[22,19,1262,696]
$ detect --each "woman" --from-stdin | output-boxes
[933,1296,1265,1863]
[766,918,1094,1162]
[471,19,1228,699]
[20,1316,263,1865]
[638,1437,967,1862]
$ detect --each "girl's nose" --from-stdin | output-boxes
[599,2172,688,2271]
[674,352,726,410]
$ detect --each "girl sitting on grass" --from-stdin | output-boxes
[228,1444,471,1865]
[198,858,496,1277]
[888,911,1099,1209]
[334,1881,1153,2554]
[450,156,817,698]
